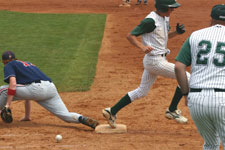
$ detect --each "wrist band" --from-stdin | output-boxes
[7,88,16,95]
[182,92,189,96]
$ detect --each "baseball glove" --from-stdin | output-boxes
[176,23,185,34]
[1,106,13,123]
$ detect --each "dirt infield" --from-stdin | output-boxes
[0,0,223,149]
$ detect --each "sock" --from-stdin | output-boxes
[111,94,131,116]
[168,86,183,112]
[78,116,83,122]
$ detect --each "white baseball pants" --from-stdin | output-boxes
[188,90,225,150]
[0,81,81,123]
[128,54,190,101]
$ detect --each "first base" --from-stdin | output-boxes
[95,124,127,134]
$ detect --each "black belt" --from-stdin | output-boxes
[34,80,52,83]
[34,80,41,83]
[190,88,225,92]
[161,53,167,57]
[24,80,51,85]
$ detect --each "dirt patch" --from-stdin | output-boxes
[0,0,222,149]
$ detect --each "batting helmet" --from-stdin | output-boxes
[155,0,180,12]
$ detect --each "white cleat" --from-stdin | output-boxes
[165,108,188,124]
[102,108,117,128]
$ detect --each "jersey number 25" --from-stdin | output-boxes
[197,40,225,66]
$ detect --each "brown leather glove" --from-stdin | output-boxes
[1,106,13,123]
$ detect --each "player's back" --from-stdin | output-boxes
[188,24,225,89]
[4,60,51,84]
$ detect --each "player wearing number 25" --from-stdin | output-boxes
[175,4,225,150]
[0,51,99,129]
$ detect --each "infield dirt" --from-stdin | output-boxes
[0,0,223,150]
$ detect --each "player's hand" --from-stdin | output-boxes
[176,23,185,34]
[142,46,153,54]
[1,106,13,123]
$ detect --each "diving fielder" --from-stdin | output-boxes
[175,4,225,150]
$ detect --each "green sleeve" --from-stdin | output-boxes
[130,18,156,36]
[176,37,191,66]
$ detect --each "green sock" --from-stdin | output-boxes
[111,94,131,116]
[168,86,183,112]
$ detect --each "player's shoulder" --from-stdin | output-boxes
[145,11,157,20]
[141,18,155,25]
[190,26,212,38]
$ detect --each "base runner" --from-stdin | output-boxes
[102,0,190,128]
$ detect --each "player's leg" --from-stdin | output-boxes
[0,85,9,109]
[0,84,34,109]
[147,57,190,123]
[37,94,81,123]
[103,69,157,128]
[188,92,220,149]
[36,83,98,129]
[213,93,225,149]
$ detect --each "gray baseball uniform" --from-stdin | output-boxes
[0,82,81,123]
[0,52,99,129]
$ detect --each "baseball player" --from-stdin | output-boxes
[103,0,190,128]
[175,4,225,150]
[0,51,99,129]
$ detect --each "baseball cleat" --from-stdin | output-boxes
[119,3,131,7]
[165,108,188,124]
[102,108,117,128]
[79,116,99,129]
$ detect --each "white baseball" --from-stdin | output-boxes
[56,134,62,142]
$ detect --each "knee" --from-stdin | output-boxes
[140,90,148,98]
[128,87,149,101]
[137,87,149,98]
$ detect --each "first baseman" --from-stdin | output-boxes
[103,0,190,128]
[175,4,225,150]
[0,51,99,129]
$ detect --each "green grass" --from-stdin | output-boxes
[0,11,106,92]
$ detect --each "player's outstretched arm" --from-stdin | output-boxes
[5,77,17,108]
